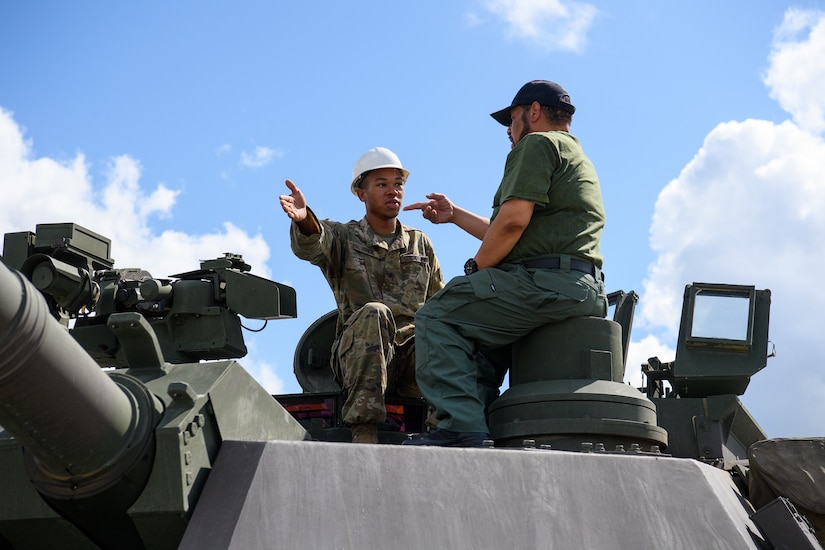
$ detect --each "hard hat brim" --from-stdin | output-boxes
[350,167,410,195]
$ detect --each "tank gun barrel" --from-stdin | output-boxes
[0,260,157,496]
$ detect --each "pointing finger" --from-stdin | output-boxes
[403,201,428,211]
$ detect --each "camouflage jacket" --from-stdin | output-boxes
[290,209,444,344]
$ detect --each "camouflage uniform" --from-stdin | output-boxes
[290,208,443,425]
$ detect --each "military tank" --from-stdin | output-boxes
[1,222,822,549]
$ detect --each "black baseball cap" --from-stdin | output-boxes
[490,80,576,126]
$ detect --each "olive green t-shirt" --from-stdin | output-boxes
[491,131,605,268]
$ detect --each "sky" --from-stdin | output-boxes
[1,1,824,438]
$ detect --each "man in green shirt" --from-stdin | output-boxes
[280,147,444,444]
[403,81,607,447]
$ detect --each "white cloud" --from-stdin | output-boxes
[641,118,825,337]
[0,105,272,286]
[240,145,282,168]
[481,0,598,52]
[623,334,675,390]
[764,9,825,134]
[250,360,287,395]
[635,9,825,437]
[241,334,288,395]
[0,105,283,394]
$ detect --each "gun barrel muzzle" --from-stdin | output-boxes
[0,261,139,483]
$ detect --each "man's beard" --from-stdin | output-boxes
[518,108,532,142]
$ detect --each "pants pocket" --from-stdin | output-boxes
[468,270,498,300]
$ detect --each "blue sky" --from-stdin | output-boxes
[2,1,824,438]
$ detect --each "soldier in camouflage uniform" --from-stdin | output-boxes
[279,147,444,444]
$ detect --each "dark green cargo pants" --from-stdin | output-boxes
[414,263,607,433]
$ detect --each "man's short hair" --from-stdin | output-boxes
[542,105,573,124]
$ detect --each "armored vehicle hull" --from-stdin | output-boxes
[1,223,822,549]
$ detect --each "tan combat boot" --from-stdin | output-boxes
[351,424,379,444]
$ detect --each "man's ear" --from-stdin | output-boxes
[356,185,366,202]
[529,101,543,122]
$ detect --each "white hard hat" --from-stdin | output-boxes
[350,147,410,195]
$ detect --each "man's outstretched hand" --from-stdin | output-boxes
[403,192,454,224]
[279,179,308,223]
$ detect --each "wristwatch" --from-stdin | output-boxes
[464,258,478,275]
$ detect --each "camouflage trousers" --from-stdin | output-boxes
[331,302,420,425]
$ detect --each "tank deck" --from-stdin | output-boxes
[181,440,764,549]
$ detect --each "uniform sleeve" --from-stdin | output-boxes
[289,208,338,270]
